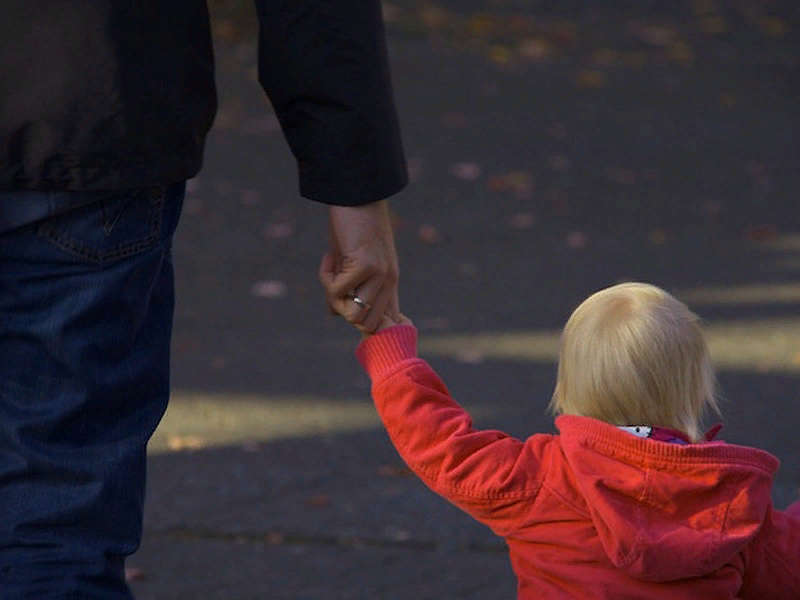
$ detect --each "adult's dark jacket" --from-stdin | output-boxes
[0,0,407,216]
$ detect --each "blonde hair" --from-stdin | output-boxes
[550,282,719,442]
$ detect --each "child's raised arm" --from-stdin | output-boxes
[356,325,551,536]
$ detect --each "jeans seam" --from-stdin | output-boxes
[37,188,166,264]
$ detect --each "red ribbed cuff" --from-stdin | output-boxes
[356,325,418,380]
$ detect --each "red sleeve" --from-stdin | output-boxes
[739,504,800,598]
[357,326,549,536]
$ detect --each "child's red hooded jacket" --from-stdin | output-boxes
[356,326,800,599]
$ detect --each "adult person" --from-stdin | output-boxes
[0,1,407,597]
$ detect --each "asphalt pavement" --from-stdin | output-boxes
[129,3,799,598]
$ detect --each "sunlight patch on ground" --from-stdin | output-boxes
[149,393,498,455]
[420,317,800,374]
[148,394,380,455]
[748,234,800,253]
[774,258,800,271]
[678,283,800,305]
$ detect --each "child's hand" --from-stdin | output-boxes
[370,313,413,334]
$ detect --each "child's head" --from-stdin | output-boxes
[550,282,719,442]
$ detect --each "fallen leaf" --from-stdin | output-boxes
[566,231,589,249]
[390,529,412,541]
[719,92,737,108]
[760,17,788,37]
[441,112,468,129]
[185,178,201,194]
[264,222,294,239]
[214,180,235,197]
[167,436,207,451]
[648,230,668,245]
[390,213,406,232]
[702,200,722,216]
[590,48,619,67]
[509,212,536,229]
[549,22,577,48]
[211,356,227,370]
[184,197,204,216]
[251,280,288,298]
[306,494,331,508]
[125,567,146,582]
[575,70,608,89]
[458,262,477,277]
[489,45,514,65]
[467,13,495,37]
[744,161,765,178]
[456,349,485,364]
[240,189,261,206]
[407,157,424,183]
[668,41,694,63]
[417,224,439,244]
[518,38,552,62]
[239,115,281,136]
[265,532,286,545]
[625,51,650,68]
[692,0,720,15]
[698,16,730,34]
[378,465,415,478]
[488,171,534,200]
[212,19,241,41]
[743,224,778,242]
[420,5,448,29]
[452,162,482,181]
[609,168,637,185]
[549,155,571,171]
[547,123,567,140]
[637,25,677,47]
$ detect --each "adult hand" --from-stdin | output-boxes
[321,200,399,333]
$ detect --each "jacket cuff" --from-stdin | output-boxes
[356,325,418,380]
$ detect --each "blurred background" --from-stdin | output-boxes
[129,1,799,598]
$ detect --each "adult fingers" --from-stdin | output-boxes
[327,253,395,325]
[318,253,340,316]
[359,281,393,333]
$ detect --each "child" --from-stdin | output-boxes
[329,277,800,598]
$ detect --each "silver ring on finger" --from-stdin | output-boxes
[351,294,372,311]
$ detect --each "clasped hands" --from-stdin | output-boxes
[319,200,411,335]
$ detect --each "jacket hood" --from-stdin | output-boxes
[555,415,780,582]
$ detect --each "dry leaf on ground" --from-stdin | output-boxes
[252,280,288,298]
[125,567,146,582]
[167,436,207,451]
[378,465,415,478]
[417,224,440,244]
[452,162,482,181]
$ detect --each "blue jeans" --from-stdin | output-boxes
[0,183,184,598]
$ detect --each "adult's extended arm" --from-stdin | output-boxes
[255,0,407,330]
[254,0,407,205]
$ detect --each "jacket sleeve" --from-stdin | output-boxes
[356,326,549,536]
[739,504,800,598]
[253,0,407,205]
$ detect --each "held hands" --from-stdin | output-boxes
[319,251,412,335]
[318,200,411,334]
[320,200,400,333]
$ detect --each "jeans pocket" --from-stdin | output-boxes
[37,187,167,264]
